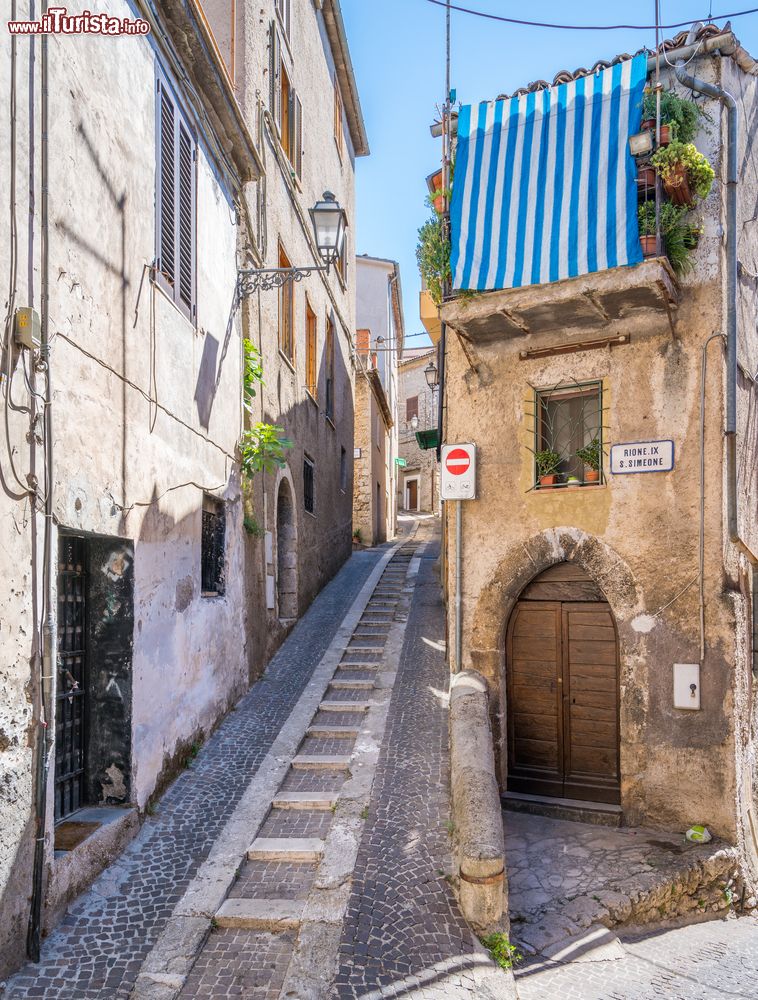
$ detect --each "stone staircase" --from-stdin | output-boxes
[180,543,419,996]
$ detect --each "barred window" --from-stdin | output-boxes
[201,495,226,595]
[303,457,315,515]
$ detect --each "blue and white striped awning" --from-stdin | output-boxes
[450,54,647,292]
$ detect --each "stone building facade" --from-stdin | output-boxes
[397,349,440,513]
[0,0,365,976]
[435,28,758,883]
[353,256,404,545]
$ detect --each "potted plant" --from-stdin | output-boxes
[642,89,704,145]
[651,140,714,207]
[535,449,561,488]
[576,437,602,483]
[636,162,656,192]
[638,201,701,275]
[566,475,582,489]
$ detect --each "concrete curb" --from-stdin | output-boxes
[449,669,506,931]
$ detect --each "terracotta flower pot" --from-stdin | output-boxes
[640,234,658,257]
[539,474,558,488]
[429,169,444,214]
[641,118,656,132]
[664,163,695,206]
[658,124,671,146]
[636,165,656,191]
[584,469,600,483]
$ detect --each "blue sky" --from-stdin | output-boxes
[341,0,758,348]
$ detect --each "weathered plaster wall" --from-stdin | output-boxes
[440,56,755,840]
[398,353,439,512]
[0,0,250,972]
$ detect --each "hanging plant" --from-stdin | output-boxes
[637,201,701,275]
[642,90,706,144]
[651,140,714,205]
[416,209,451,309]
[239,340,292,479]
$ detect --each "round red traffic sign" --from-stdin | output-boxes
[445,447,470,476]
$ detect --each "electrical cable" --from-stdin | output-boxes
[424,0,758,31]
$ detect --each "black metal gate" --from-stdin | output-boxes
[55,535,88,820]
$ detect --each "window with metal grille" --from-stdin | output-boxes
[303,457,315,514]
[279,242,295,363]
[201,495,226,595]
[325,315,335,422]
[156,71,196,322]
[306,298,317,398]
[534,381,603,486]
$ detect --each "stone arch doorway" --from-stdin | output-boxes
[505,562,620,805]
[276,478,297,621]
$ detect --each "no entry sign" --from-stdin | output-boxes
[441,443,476,500]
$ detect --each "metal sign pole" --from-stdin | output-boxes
[454,498,462,674]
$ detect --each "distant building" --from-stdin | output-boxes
[397,348,440,513]
[353,257,404,544]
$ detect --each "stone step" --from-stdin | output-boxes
[345,646,385,653]
[338,661,379,669]
[272,791,338,810]
[330,679,375,690]
[247,837,324,862]
[306,725,360,738]
[291,754,352,770]
[319,700,372,712]
[215,898,305,931]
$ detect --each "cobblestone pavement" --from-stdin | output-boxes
[505,811,736,956]
[1,548,387,1000]
[514,913,758,999]
[331,522,509,999]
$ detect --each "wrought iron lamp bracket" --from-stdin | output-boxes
[237,265,330,298]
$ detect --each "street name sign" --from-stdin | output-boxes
[610,439,674,475]
[441,443,477,500]
[395,457,407,467]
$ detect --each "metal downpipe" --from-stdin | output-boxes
[677,25,758,682]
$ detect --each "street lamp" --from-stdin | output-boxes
[410,415,419,431]
[237,191,348,296]
[424,359,439,390]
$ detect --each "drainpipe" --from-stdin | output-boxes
[677,26,758,682]
[28,0,54,961]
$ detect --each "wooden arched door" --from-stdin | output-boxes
[506,563,620,804]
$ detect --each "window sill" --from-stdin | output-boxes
[304,508,317,520]
[201,590,226,599]
[531,483,607,494]
[325,415,336,431]
[306,389,319,408]
[278,349,297,375]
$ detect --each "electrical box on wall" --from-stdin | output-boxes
[673,663,700,710]
[13,307,41,350]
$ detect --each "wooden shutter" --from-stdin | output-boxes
[157,80,176,287]
[406,395,418,421]
[292,92,303,178]
[177,122,195,316]
[269,22,281,130]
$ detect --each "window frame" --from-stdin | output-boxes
[305,297,318,401]
[269,22,302,178]
[533,380,603,487]
[201,494,226,596]
[155,68,197,324]
[333,75,344,158]
[275,0,291,41]
[406,395,419,422]
[303,455,315,515]
[340,446,347,493]
[278,241,295,365]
